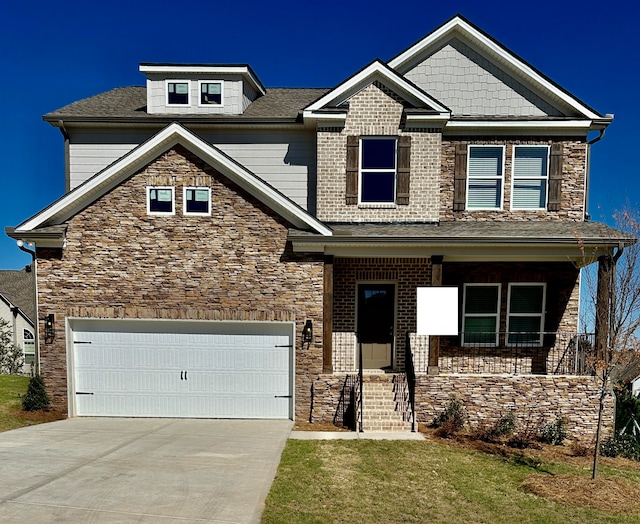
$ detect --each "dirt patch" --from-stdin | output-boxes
[13,409,67,425]
[522,474,640,514]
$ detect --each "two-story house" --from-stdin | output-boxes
[7,16,633,437]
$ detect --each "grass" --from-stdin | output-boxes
[262,437,640,524]
[0,374,65,432]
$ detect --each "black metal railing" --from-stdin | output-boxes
[334,374,358,430]
[404,331,416,431]
[357,335,363,432]
[408,332,595,375]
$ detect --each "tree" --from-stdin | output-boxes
[0,319,24,375]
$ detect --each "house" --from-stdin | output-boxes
[0,267,36,374]
[6,15,634,437]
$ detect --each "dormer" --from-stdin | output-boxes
[139,63,266,116]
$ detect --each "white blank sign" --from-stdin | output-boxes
[416,287,459,335]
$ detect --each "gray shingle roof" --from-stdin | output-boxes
[43,87,330,122]
[0,268,35,323]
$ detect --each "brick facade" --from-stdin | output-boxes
[35,146,324,421]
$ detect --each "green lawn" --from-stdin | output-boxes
[0,374,64,432]
[262,439,640,524]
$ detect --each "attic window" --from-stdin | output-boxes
[167,81,190,105]
[199,81,223,106]
[147,187,175,215]
[184,187,211,215]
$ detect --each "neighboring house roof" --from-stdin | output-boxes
[0,268,35,323]
[9,123,332,240]
[43,87,330,123]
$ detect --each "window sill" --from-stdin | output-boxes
[358,203,398,209]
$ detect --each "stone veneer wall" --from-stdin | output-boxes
[311,373,613,441]
[36,146,324,421]
[440,138,587,221]
[316,82,441,222]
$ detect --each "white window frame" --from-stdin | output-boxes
[183,187,212,216]
[147,186,175,216]
[358,136,398,206]
[166,80,191,106]
[198,80,224,107]
[510,145,550,211]
[466,145,505,210]
[23,328,35,364]
[506,283,546,346]
[462,283,501,346]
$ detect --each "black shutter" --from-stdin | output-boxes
[453,144,468,211]
[548,143,563,212]
[346,135,359,205]
[396,135,411,205]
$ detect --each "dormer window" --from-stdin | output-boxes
[199,81,223,106]
[166,80,190,105]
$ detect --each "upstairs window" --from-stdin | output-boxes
[184,187,211,215]
[467,146,504,209]
[147,187,175,215]
[462,284,501,346]
[167,81,190,105]
[199,81,223,106]
[360,137,397,204]
[507,284,545,345]
[512,146,549,210]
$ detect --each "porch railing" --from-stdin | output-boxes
[409,332,595,375]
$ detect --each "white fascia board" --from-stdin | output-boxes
[17,123,331,237]
[389,17,603,121]
[304,61,449,114]
[405,113,451,127]
[301,111,347,123]
[444,120,593,135]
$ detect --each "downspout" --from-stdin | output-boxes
[585,128,606,221]
[17,241,39,376]
[58,120,71,193]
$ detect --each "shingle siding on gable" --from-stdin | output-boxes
[316,83,441,222]
[404,38,565,117]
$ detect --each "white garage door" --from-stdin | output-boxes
[70,319,293,419]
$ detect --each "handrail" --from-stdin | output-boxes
[405,331,416,432]
[358,333,363,432]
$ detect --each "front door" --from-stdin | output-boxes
[357,283,395,370]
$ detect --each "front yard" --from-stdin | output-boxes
[262,437,640,524]
[0,375,64,432]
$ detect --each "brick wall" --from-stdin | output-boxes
[36,146,324,421]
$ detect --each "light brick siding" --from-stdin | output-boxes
[316,82,441,222]
[36,146,324,421]
[440,138,587,221]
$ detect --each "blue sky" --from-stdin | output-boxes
[0,0,638,269]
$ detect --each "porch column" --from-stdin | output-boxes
[428,255,443,375]
[595,253,613,363]
[323,255,333,373]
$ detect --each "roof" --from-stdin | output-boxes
[0,268,35,323]
[43,87,330,123]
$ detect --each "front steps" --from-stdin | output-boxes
[360,374,413,432]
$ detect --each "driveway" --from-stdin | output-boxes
[0,418,292,523]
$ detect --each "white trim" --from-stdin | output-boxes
[197,80,224,108]
[462,283,501,346]
[506,283,546,346]
[147,186,175,216]
[358,136,398,205]
[466,144,505,211]
[183,186,212,216]
[510,145,550,211]
[165,79,191,107]
[446,120,593,130]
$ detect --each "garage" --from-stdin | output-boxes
[68,319,294,419]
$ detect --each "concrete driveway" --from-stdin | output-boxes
[0,418,292,523]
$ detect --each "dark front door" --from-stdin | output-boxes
[357,283,395,370]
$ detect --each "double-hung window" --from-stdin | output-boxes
[467,146,504,209]
[199,81,223,106]
[23,329,35,365]
[462,284,501,346]
[184,187,211,215]
[147,187,175,215]
[507,283,546,345]
[360,137,397,204]
[167,80,190,106]
[512,146,549,210]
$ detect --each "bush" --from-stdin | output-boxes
[475,410,517,443]
[22,375,50,411]
[539,417,568,445]
[600,433,640,461]
[431,396,467,437]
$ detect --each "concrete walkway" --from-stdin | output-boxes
[290,430,425,440]
[0,418,292,523]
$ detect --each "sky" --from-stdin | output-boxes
[0,0,638,270]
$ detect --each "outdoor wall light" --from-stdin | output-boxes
[302,320,313,343]
[44,314,55,344]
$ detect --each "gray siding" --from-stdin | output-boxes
[404,38,564,117]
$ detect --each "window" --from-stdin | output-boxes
[360,137,397,203]
[507,283,545,345]
[184,187,211,215]
[467,146,504,209]
[23,329,35,365]
[512,146,549,210]
[199,81,223,106]
[166,80,190,105]
[462,284,501,345]
[147,187,175,215]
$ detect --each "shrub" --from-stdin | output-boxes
[475,410,517,443]
[22,375,50,411]
[539,417,568,445]
[569,441,590,457]
[600,433,640,461]
[431,396,467,437]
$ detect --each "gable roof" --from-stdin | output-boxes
[11,123,332,239]
[388,15,609,124]
[0,268,35,323]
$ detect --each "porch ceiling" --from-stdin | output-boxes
[289,221,635,262]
